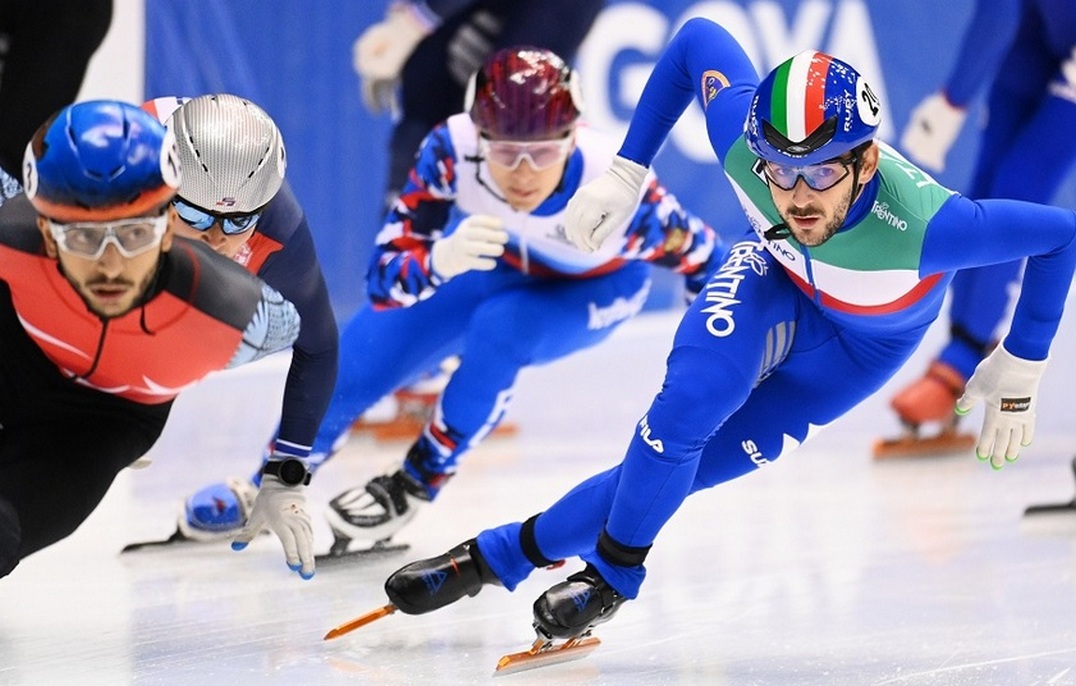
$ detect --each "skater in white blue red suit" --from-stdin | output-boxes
[184,46,725,557]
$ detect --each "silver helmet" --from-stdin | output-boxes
[169,93,286,213]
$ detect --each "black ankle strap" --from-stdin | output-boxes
[598,529,651,568]
[520,514,559,568]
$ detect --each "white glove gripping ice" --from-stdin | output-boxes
[899,91,967,173]
[430,214,509,280]
[564,155,648,253]
[232,475,315,579]
[352,2,434,115]
[955,345,1048,470]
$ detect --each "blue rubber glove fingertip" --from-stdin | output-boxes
[231,541,248,551]
[287,561,301,572]
[300,570,315,581]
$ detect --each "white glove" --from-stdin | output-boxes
[564,155,648,253]
[352,3,433,115]
[232,475,315,579]
[899,92,967,173]
[955,345,1048,469]
[431,214,509,280]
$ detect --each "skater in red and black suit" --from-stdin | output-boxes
[0,100,307,580]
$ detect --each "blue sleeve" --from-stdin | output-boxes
[366,125,456,308]
[257,195,340,455]
[921,195,1076,360]
[941,0,1022,107]
[619,17,759,167]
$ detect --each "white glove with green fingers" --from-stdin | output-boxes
[955,345,1048,470]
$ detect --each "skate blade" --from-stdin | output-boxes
[323,604,397,640]
[315,541,410,566]
[352,417,520,442]
[1024,501,1076,516]
[120,529,194,553]
[493,636,601,676]
[872,432,976,459]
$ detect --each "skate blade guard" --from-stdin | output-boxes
[493,634,601,676]
[324,604,398,640]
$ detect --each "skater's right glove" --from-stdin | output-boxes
[431,214,509,280]
[955,345,1048,470]
[352,2,435,115]
[899,91,966,173]
[233,475,315,579]
[565,155,648,253]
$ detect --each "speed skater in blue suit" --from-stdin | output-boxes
[373,17,1076,645]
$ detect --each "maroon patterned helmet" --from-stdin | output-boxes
[466,46,583,141]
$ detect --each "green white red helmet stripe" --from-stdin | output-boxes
[770,51,832,143]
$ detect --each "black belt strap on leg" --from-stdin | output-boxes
[598,528,651,568]
[950,323,994,357]
[520,513,559,568]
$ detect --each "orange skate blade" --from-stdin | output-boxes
[872,431,976,459]
[352,417,520,442]
[494,635,601,676]
[323,604,397,640]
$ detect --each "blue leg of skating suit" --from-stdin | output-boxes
[479,240,927,597]
[940,65,1076,380]
[401,262,652,491]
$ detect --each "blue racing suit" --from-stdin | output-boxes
[474,17,1076,600]
[308,113,724,494]
[929,0,1076,378]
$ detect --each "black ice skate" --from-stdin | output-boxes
[385,539,500,615]
[490,564,623,675]
[323,539,500,641]
[532,563,626,640]
[324,468,430,555]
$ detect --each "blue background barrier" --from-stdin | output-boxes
[145,0,1076,320]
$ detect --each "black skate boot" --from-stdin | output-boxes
[532,564,626,640]
[326,467,431,551]
[385,539,501,615]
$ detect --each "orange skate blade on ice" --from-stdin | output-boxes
[493,635,601,676]
[352,415,520,442]
[872,430,976,459]
[323,604,397,640]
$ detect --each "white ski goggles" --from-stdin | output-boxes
[48,213,168,260]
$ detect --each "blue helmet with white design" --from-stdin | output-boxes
[746,50,881,166]
[22,100,181,223]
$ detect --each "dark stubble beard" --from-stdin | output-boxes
[783,191,851,247]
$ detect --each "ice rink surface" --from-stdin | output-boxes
[2,311,1075,685]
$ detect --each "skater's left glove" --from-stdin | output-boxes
[233,475,315,579]
[352,2,434,115]
[899,91,966,173]
[955,345,1047,469]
